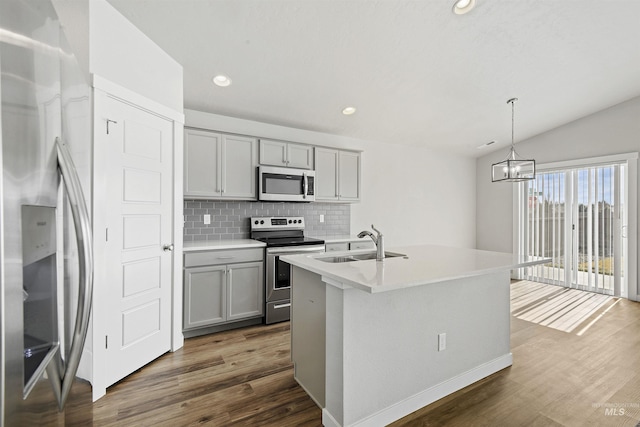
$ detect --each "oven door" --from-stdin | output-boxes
[266,245,325,302]
[258,165,315,202]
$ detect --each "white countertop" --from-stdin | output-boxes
[281,244,550,293]
[183,239,266,252]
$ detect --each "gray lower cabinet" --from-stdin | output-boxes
[183,248,264,331]
[325,242,349,252]
[325,240,375,252]
[227,262,264,320]
[183,265,226,328]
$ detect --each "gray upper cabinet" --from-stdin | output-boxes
[338,150,360,201]
[314,147,361,202]
[223,134,258,199]
[184,128,258,199]
[315,148,339,200]
[259,139,314,169]
[184,129,221,197]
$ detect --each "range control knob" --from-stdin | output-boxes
[260,220,264,224]
[288,220,292,224]
[254,220,259,225]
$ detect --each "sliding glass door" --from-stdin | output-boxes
[523,163,626,296]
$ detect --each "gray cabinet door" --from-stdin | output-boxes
[259,139,288,167]
[183,266,226,329]
[222,135,257,199]
[227,262,264,321]
[184,129,221,197]
[260,139,313,169]
[325,242,349,252]
[339,151,360,201]
[314,147,339,201]
[287,143,314,169]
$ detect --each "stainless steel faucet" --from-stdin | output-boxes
[357,224,385,261]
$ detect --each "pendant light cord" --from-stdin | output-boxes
[511,99,515,148]
[507,97,518,159]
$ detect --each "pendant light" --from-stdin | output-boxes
[491,98,535,182]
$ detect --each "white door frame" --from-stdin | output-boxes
[514,153,638,302]
[91,75,184,401]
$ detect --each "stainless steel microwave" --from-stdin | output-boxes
[258,165,315,202]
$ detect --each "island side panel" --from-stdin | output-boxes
[291,266,327,408]
[325,270,512,426]
[325,283,345,427]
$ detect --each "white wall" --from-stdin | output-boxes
[89,0,183,112]
[476,96,640,296]
[186,109,477,249]
[354,140,476,248]
[55,0,183,113]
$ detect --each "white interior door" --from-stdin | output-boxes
[104,95,173,385]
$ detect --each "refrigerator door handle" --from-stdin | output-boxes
[55,138,94,410]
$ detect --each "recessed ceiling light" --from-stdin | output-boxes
[213,75,232,87]
[342,107,356,115]
[453,0,476,15]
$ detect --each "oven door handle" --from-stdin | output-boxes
[267,245,325,255]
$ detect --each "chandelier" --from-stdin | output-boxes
[491,98,535,182]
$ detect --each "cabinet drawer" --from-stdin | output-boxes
[350,241,374,250]
[266,300,291,324]
[325,242,349,252]
[184,248,264,267]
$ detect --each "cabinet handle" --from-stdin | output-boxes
[216,256,235,260]
[274,303,291,309]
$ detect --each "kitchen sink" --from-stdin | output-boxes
[318,251,407,263]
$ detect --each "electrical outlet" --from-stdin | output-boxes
[438,333,446,351]
[320,214,325,223]
[203,214,211,225]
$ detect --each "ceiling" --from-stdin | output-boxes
[107,0,640,157]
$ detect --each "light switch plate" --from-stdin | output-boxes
[320,214,325,223]
[204,214,211,225]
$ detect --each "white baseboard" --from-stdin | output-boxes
[323,353,513,427]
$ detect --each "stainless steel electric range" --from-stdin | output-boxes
[250,217,325,324]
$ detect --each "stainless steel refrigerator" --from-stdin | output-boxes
[1,0,94,424]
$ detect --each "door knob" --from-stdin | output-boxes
[163,244,174,252]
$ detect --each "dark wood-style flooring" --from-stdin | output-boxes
[23,281,640,426]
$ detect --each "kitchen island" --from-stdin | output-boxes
[281,245,549,427]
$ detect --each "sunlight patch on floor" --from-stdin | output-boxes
[510,280,615,334]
